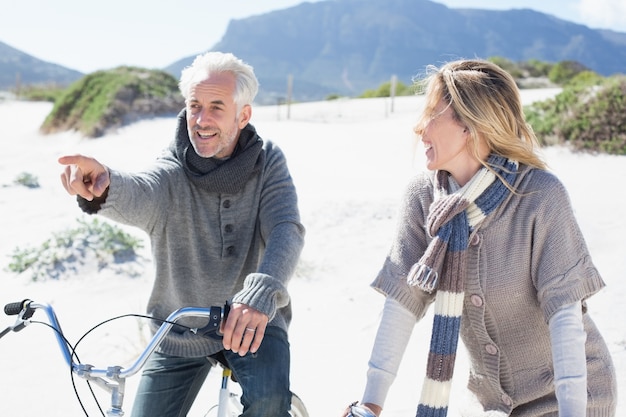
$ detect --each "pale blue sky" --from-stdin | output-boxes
[0,0,624,74]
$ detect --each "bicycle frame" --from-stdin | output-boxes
[217,367,242,417]
[2,300,225,417]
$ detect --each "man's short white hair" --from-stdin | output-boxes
[179,52,259,111]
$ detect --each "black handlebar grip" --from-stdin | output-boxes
[4,299,31,316]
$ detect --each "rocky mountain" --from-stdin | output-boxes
[165,0,626,102]
[0,41,83,91]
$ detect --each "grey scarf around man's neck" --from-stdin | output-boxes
[169,109,265,194]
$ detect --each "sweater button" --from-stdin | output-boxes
[225,224,233,233]
[226,246,235,255]
[222,200,231,208]
[470,294,483,307]
[485,344,498,355]
[470,233,480,246]
[501,394,512,406]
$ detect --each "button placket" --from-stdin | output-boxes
[465,229,510,411]
[220,196,237,257]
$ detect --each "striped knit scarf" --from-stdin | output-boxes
[407,154,518,417]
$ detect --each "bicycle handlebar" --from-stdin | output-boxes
[2,299,229,379]
[4,299,30,316]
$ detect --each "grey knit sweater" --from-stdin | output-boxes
[79,115,305,357]
[372,164,616,416]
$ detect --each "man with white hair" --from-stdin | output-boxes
[59,51,305,417]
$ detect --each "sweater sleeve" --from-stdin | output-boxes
[362,297,416,408]
[232,142,305,319]
[232,221,304,319]
[94,156,179,233]
[549,300,587,417]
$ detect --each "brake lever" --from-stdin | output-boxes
[1,299,36,339]
[193,303,230,340]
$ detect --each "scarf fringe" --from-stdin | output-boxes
[407,263,439,293]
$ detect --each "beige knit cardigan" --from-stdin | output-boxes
[372,165,617,416]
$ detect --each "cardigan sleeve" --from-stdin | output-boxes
[528,171,606,321]
[371,172,436,319]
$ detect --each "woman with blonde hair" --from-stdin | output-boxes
[344,59,616,417]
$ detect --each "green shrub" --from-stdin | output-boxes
[564,70,603,89]
[359,79,414,98]
[559,76,626,154]
[489,56,524,79]
[40,66,183,138]
[16,84,66,102]
[548,60,589,85]
[520,59,553,78]
[6,217,144,281]
[525,75,626,154]
[13,172,40,188]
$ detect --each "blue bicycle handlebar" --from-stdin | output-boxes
[2,299,228,379]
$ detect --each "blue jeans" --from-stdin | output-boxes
[130,326,291,417]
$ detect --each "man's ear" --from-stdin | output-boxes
[238,104,252,128]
